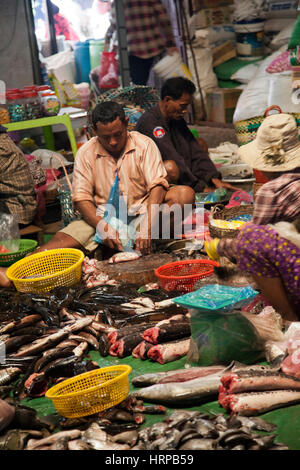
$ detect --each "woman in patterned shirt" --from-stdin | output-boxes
[205,114,300,322]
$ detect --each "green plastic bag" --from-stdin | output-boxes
[187,311,265,367]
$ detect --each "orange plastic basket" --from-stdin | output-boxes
[155,259,219,293]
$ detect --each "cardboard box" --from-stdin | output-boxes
[212,40,236,67]
[206,88,243,124]
[195,7,231,28]
[192,0,233,12]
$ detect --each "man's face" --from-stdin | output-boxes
[163,92,192,121]
[95,117,128,158]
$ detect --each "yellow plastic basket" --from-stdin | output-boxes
[45,365,132,418]
[6,248,85,294]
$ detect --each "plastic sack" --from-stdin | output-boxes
[174,284,258,312]
[0,213,20,253]
[98,52,119,89]
[187,311,265,366]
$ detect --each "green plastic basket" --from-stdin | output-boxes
[0,239,38,267]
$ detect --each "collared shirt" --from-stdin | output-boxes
[105,0,176,59]
[0,133,36,225]
[253,172,300,225]
[72,131,169,218]
[135,104,221,191]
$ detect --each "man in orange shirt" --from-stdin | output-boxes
[36,101,195,256]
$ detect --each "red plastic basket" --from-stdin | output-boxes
[155,259,219,293]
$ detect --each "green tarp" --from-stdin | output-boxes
[21,352,300,450]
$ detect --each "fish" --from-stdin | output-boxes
[147,338,191,364]
[0,367,21,386]
[43,356,80,379]
[220,367,300,394]
[111,430,139,447]
[107,323,156,344]
[0,399,15,432]
[24,372,48,397]
[69,332,99,350]
[131,365,227,387]
[0,314,42,335]
[72,341,89,358]
[108,251,141,264]
[68,439,91,450]
[98,334,110,357]
[11,329,69,358]
[131,370,225,406]
[4,335,38,354]
[219,390,300,416]
[142,322,191,345]
[91,321,117,334]
[26,430,82,450]
[34,348,75,373]
[109,333,145,358]
[132,341,153,360]
[9,326,46,337]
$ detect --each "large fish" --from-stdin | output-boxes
[219,390,300,416]
[220,368,300,394]
[147,338,191,364]
[131,371,225,406]
[109,333,145,358]
[142,322,191,345]
[132,341,153,360]
[11,329,69,358]
[0,315,42,335]
[132,365,228,387]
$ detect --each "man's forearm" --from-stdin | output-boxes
[75,200,102,228]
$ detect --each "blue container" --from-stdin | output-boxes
[74,41,91,84]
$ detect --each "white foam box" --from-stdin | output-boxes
[206,88,243,124]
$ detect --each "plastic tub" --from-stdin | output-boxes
[74,41,91,84]
[89,39,105,70]
[233,20,265,60]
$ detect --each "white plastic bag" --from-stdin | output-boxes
[0,213,20,253]
[233,45,288,122]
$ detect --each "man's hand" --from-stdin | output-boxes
[96,219,123,252]
[211,178,241,192]
[135,219,151,255]
[135,233,151,256]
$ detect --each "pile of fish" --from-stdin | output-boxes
[0,284,192,399]
[134,409,288,451]
[0,395,166,450]
[219,364,300,416]
[0,396,288,450]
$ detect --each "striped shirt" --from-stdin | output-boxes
[253,172,300,225]
[0,132,36,225]
[105,0,176,59]
[72,131,169,218]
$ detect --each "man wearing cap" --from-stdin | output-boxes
[205,113,300,323]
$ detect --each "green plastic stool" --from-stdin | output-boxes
[5,114,78,157]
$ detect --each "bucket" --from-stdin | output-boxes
[89,39,105,70]
[233,20,265,60]
[74,41,91,84]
